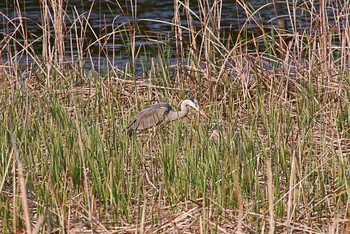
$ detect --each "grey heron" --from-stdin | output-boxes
[126,99,206,136]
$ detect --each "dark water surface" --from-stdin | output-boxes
[0,0,335,71]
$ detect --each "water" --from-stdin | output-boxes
[0,0,337,71]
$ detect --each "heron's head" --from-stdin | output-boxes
[184,99,207,118]
[187,98,199,109]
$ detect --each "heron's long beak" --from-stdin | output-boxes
[194,106,208,118]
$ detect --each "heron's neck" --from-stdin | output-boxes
[167,107,189,121]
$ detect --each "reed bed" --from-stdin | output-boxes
[0,0,349,233]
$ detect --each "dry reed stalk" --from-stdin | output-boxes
[266,158,275,234]
[173,0,183,82]
[130,0,137,78]
[40,0,52,86]
[198,0,210,81]
[140,193,147,233]
[14,0,31,66]
[0,143,13,194]
[51,0,66,68]
[286,152,296,230]
[71,6,84,77]
[184,0,197,60]
[12,156,17,233]
[11,131,32,234]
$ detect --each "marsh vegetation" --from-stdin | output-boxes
[0,0,349,233]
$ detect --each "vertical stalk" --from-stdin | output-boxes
[174,0,183,82]
[51,0,66,69]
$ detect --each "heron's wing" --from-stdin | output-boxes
[127,103,172,134]
[135,103,171,129]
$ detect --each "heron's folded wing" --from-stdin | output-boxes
[134,104,170,131]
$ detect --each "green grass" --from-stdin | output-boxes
[1,0,350,233]
[1,70,349,232]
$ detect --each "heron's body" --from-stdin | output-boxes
[126,99,205,136]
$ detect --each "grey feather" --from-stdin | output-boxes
[126,99,203,136]
[126,103,172,135]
